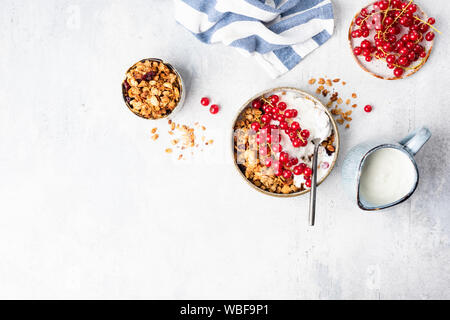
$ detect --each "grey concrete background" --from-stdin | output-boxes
[0,0,449,299]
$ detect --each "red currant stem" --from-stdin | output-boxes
[412,16,442,34]
[359,11,378,25]
[261,97,276,109]
[297,133,305,144]
[382,0,413,37]
[381,0,391,26]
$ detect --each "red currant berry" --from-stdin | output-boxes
[407,51,416,61]
[428,17,436,25]
[408,4,417,13]
[261,114,271,123]
[419,51,427,58]
[291,109,298,118]
[210,104,219,114]
[351,30,362,38]
[289,157,299,166]
[398,56,409,66]
[279,121,288,130]
[361,40,371,49]
[271,106,280,114]
[362,48,371,57]
[259,146,269,156]
[353,46,362,56]
[263,105,272,114]
[293,166,302,176]
[251,99,261,109]
[301,130,310,139]
[279,152,289,164]
[276,114,285,122]
[284,110,293,118]
[378,0,388,10]
[282,170,293,179]
[408,30,419,41]
[291,121,300,131]
[419,24,429,33]
[272,144,282,153]
[394,68,405,78]
[304,167,313,176]
[251,122,260,131]
[278,102,287,111]
[384,16,394,26]
[364,105,373,113]
[265,158,272,168]
[425,32,435,41]
[413,44,424,54]
[386,54,396,64]
[201,97,210,106]
[305,179,312,188]
[365,56,372,62]
[292,139,301,148]
[387,35,397,43]
[270,95,280,104]
[273,161,281,172]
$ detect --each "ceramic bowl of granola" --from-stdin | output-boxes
[232,88,340,197]
[122,58,185,119]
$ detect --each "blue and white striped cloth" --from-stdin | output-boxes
[175,0,335,78]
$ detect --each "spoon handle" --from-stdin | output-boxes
[309,143,320,226]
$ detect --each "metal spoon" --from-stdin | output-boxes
[309,138,321,226]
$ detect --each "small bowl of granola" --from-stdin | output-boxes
[122,58,185,119]
[232,88,340,197]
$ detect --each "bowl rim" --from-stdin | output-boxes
[348,1,434,81]
[231,87,340,198]
[122,58,185,120]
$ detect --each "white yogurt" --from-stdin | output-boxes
[359,148,417,206]
[272,91,335,188]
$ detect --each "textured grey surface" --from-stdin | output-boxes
[0,0,449,299]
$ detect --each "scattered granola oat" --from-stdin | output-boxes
[165,148,173,153]
[307,76,372,127]
[151,134,159,141]
[308,78,316,85]
[151,128,157,134]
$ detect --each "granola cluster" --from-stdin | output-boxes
[123,59,182,119]
[234,107,298,194]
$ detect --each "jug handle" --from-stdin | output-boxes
[399,127,431,156]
